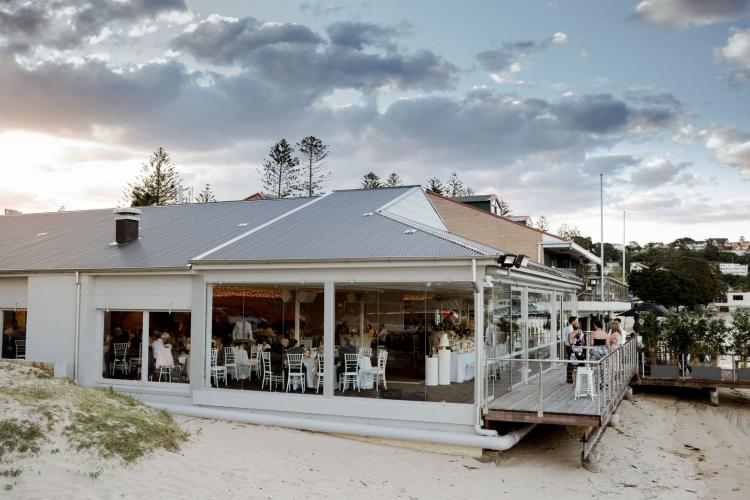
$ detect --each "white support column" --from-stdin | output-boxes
[521,287,530,384]
[294,294,301,341]
[474,280,485,407]
[190,277,208,391]
[323,281,335,397]
[141,311,150,384]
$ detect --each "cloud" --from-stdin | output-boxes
[629,157,692,186]
[476,33,568,83]
[701,125,750,177]
[326,21,410,51]
[715,27,750,84]
[633,0,750,29]
[0,0,188,52]
[173,15,457,93]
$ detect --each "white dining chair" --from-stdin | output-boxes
[111,342,129,375]
[364,349,388,390]
[358,347,372,358]
[316,355,325,393]
[15,339,26,360]
[339,353,360,392]
[210,348,227,387]
[224,347,238,380]
[261,351,283,391]
[286,353,306,393]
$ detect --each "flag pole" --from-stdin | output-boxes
[600,173,605,302]
[622,211,627,284]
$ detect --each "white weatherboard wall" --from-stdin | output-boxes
[26,275,77,378]
[94,275,192,310]
[0,277,27,309]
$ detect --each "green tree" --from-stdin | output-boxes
[732,309,750,367]
[260,139,301,198]
[195,184,216,203]
[384,172,402,187]
[497,199,511,215]
[445,171,472,197]
[129,147,181,206]
[360,172,382,189]
[558,223,582,241]
[535,216,550,231]
[297,136,329,197]
[426,177,444,195]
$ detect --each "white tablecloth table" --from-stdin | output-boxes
[303,355,317,389]
[450,351,476,383]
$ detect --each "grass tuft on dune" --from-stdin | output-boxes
[0,361,188,489]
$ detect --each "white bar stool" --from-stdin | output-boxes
[574,366,596,400]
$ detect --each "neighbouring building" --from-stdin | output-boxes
[713,291,750,315]
[629,262,647,273]
[718,262,749,277]
[427,192,630,324]
[685,241,707,251]
[708,238,730,250]
[0,186,582,452]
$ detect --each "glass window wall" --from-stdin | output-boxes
[102,311,143,381]
[210,285,324,393]
[2,310,27,360]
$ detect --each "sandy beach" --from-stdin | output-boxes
[4,384,749,500]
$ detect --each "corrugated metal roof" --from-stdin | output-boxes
[0,187,502,272]
[0,198,309,271]
[199,188,501,262]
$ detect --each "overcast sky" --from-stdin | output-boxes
[1,0,749,244]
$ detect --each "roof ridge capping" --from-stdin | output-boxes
[191,192,332,261]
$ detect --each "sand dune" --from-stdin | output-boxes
[4,386,749,499]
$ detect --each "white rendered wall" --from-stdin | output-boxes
[94,275,192,310]
[26,275,77,378]
[0,277,28,309]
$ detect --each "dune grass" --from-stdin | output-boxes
[63,388,188,464]
[0,419,44,462]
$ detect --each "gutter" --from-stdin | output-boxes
[73,271,81,383]
[147,402,536,452]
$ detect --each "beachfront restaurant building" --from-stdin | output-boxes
[0,186,580,450]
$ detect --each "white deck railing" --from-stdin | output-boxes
[484,339,638,420]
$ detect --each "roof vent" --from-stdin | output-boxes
[404,228,417,234]
[113,207,141,245]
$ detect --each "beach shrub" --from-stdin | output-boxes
[63,388,188,463]
[639,311,661,362]
[732,309,750,367]
[661,312,693,360]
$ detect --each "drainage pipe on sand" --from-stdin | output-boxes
[149,403,536,452]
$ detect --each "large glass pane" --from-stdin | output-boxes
[103,311,143,380]
[334,283,475,404]
[210,285,324,393]
[528,290,554,361]
[1,310,27,360]
[149,311,191,383]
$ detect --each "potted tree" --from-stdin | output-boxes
[691,315,726,380]
[732,310,750,381]
[651,312,691,379]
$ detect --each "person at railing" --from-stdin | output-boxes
[568,320,586,384]
[588,319,610,361]
[563,316,577,383]
[608,321,622,348]
[609,318,627,346]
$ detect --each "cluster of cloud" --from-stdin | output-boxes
[476,32,568,84]
[633,0,750,29]
[0,0,745,238]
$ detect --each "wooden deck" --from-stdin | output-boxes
[484,366,604,427]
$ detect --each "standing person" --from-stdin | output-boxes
[611,318,627,345]
[608,321,622,348]
[568,320,585,384]
[588,319,609,361]
[563,316,577,382]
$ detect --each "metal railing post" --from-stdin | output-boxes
[537,362,544,417]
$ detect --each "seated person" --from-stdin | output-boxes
[286,339,305,355]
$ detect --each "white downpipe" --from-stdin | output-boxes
[472,259,497,438]
[148,402,536,452]
[73,271,81,384]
